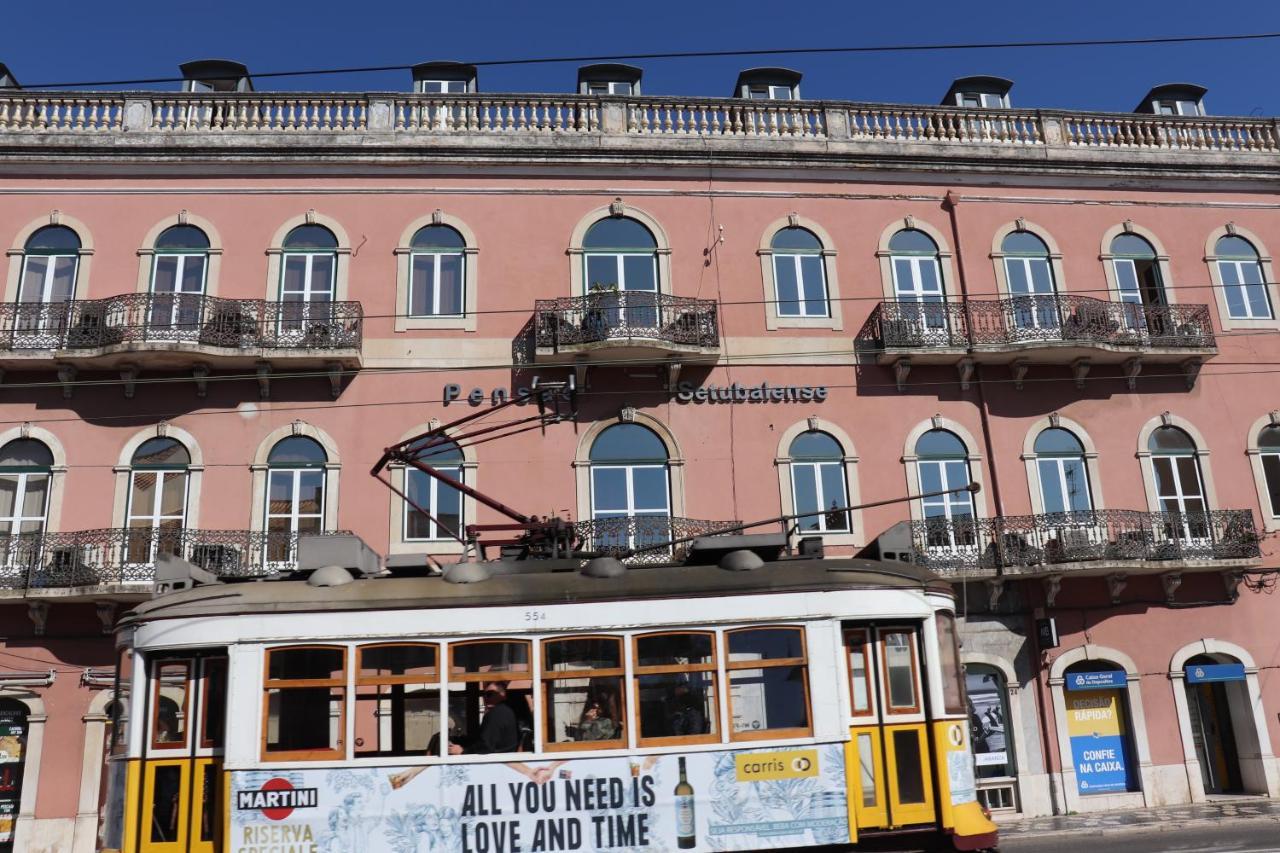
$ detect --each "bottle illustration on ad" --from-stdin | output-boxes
[675,755,696,849]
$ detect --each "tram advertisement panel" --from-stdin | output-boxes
[229,744,848,853]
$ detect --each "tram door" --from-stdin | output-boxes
[843,625,935,832]
[138,652,227,853]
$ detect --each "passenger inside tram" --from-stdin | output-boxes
[449,681,523,754]
[575,699,619,741]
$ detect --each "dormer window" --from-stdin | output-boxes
[0,63,19,90]
[734,68,802,101]
[1135,84,1207,117]
[942,76,1013,109]
[578,64,642,96]
[411,62,477,94]
[179,60,252,93]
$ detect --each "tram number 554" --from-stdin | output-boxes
[524,610,548,623]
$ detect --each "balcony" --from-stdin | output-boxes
[573,516,739,565]
[861,296,1216,389]
[904,509,1260,581]
[0,527,348,598]
[0,294,363,373]
[530,293,720,380]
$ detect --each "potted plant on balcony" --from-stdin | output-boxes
[201,307,257,348]
[585,282,621,340]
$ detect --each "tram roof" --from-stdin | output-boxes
[120,557,950,626]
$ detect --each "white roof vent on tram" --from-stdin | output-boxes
[306,565,355,587]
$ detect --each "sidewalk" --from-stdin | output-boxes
[999,797,1280,839]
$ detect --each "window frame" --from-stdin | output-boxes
[724,626,812,742]
[0,464,50,538]
[403,464,465,542]
[1217,255,1272,321]
[408,246,466,319]
[540,635,627,753]
[260,644,348,761]
[354,642,441,758]
[879,628,922,716]
[844,628,875,718]
[789,455,850,534]
[149,657,193,752]
[771,250,830,319]
[198,657,228,751]
[631,630,721,747]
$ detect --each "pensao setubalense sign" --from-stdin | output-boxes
[442,382,828,407]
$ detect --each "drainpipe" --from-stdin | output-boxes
[941,190,1007,523]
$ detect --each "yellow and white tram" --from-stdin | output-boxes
[101,542,997,853]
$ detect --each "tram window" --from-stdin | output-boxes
[109,648,132,757]
[149,765,182,842]
[633,632,719,745]
[726,627,811,740]
[200,658,227,749]
[448,640,532,755]
[935,613,966,715]
[845,629,873,717]
[262,646,346,760]
[150,660,190,750]
[542,636,625,751]
[355,644,441,758]
[882,630,921,714]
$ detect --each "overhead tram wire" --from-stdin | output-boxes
[17,30,1280,89]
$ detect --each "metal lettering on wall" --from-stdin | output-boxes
[675,382,828,404]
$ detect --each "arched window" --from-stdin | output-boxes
[771,228,829,318]
[125,438,191,563]
[404,440,465,541]
[583,217,659,330]
[1034,428,1092,514]
[149,225,210,330]
[1215,235,1271,320]
[0,698,29,848]
[1062,660,1139,795]
[0,439,52,538]
[1002,231,1058,331]
[17,226,81,339]
[409,225,466,318]
[1258,425,1280,519]
[916,429,975,550]
[889,229,946,331]
[589,423,670,549]
[1148,426,1209,542]
[788,431,849,533]
[280,225,338,333]
[1110,233,1166,329]
[266,436,327,563]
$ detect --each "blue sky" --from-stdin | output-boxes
[6,0,1280,115]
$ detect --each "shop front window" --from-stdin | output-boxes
[1063,661,1138,795]
[0,699,28,853]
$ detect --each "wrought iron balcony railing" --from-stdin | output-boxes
[534,292,720,352]
[0,527,351,591]
[865,295,1215,352]
[906,509,1259,577]
[0,294,363,353]
[573,516,740,566]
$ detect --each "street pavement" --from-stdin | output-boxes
[998,797,1280,852]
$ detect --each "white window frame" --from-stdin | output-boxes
[418,80,468,94]
[279,251,336,334]
[126,469,189,531]
[403,465,465,542]
[772,252,830,318]
[1217,257,1272,320]
[408,249,466,318]
[1150,453,1209,543]
[1260,449,1280,519]
[749,85,793,100]
[587,82,632,95]
[589,463,671,550]
[582,252,658,295]
[0,471,49,536]
[1035,456,1093,514]
[18,253,78,305]
[265,467,327,566]
[149,252,209,328]
[918,458,976,551]
[1004,255,1059,330]
[789,460,849,534]
[891,255,944,302]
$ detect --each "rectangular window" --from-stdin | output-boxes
[409,252,465,317]
[881,630,920,714]
[420,80,467,94]
[773,254,829,318]
[935,613,966,715]
[448,640,531,755]
[1219,259,1272,320]
[150,659,191,750]
[542,637,625,751]
[845,629,873,716]
[355,644,441,757]
[1263,454,1280,517]
[791,461,849,533]
[726,627,810,740]
[633,632,719,745]
[199,658,228,750]
[405,467,464,541]
[262,646,345,760]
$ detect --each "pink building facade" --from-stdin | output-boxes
[1,70,1280,849]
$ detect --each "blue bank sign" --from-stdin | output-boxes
[1186,663,1247,684]
[1065,670,1126,691]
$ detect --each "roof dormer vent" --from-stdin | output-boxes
[942,75,1013,108]
[179,59,253,93]
[733,68,802,100]
[411,61,478,94]
[1135,83,1208,116]
[577,63,642,96]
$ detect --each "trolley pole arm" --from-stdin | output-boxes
[627,482,982,557]
[402,456,533,525]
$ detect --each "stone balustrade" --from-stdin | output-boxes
[1,91,1278,156]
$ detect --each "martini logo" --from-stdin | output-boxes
[236,778,318,820]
